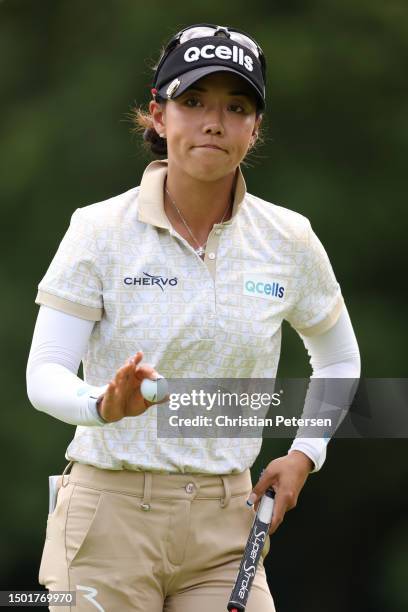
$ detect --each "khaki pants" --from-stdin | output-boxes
[39,461,276,611]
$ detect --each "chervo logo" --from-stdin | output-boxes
[123,272,178,291]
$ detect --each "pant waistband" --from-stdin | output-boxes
[61,461,252,509]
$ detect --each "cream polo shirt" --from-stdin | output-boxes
[35,160,344,473]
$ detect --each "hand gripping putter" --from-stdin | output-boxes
[227,485,275,612]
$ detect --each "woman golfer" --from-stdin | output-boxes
[27,23,360,611]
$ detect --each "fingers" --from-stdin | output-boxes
[101,380,117,403]
[127,351,143,367]
[246,466,277,507]
[116,352,149,384]
[268,490,285,535]
[249,486,295,536]
[135,364,158,382]
[106,353,166,418]
[268,510,284,535]
[155,393,170,405]
[246,458,302,537]
[104,380,116,394]
[124,351,159,382]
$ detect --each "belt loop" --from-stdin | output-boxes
[220,475,231,509]
[61,460,74,488]
[140,472,152,511]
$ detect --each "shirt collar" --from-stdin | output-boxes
[136,159,247,228]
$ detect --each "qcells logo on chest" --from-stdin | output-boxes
[123,272,178,291]
[243,274,286,301]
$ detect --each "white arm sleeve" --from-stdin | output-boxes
[288,305,361,472]
[26,306,108,426]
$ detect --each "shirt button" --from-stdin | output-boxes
[208,252,216,260]
[140,503,151,511]
[185,483,195,494]
[215,229,222,235]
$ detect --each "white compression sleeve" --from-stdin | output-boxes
[26,306,108,426]
[289,305,361,472]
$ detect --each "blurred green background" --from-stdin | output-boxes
[1,0,407,610]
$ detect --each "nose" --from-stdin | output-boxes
[203,122,224,136]
[202,106,225,136]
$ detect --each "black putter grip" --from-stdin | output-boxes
[227,488,275,612]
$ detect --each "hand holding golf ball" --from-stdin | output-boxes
[96,351,168,423]
[140,376,169,403]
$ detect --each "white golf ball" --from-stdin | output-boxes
[140,376,168,403]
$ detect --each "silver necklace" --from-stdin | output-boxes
[165,185,231,257]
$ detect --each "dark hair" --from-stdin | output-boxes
[129,97,168,157]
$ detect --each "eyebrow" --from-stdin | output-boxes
[185,86,251,98]
[228,90,251,97]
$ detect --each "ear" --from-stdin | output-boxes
[250,114,263,147]
[149,100,166,138]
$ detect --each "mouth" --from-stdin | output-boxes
[194,144,227,152]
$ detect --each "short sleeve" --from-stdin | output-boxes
[285,221,344,336]
[35,209,103,321]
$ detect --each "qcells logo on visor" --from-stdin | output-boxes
[243,274,286,301]
[184,44,254,72]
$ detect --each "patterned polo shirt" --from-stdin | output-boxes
[35,160,344,473]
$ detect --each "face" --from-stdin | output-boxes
[150,72,262,182]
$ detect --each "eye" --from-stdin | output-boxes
[229,103,246,113]
[184,97,202,107]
